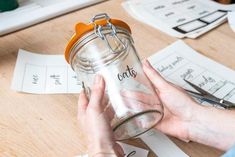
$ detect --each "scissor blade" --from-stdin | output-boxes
[185,89,235,109]
[185,89,219,103]
[184,79,214,96]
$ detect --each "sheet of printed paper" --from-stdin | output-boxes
[12,40,235,100]
[148,40,235,105]
[11,49,82,94]
[0,0,104,36]
[228,12,235,32]
[74,142,149,157]
[122,0,235,38]
[140,130,189,157]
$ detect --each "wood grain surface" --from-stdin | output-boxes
[1,0,235,156]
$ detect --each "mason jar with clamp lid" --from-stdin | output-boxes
[65,13,164,140]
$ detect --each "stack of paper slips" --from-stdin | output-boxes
[0,0,104,36]
[122,0,235,38]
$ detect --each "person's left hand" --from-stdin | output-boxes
[77,75,123,157]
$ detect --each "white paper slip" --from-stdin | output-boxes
[118,142,149,157]
[11,49,82,94]
[74,142,149,157]
[0,0,105,36]
[140,130,189,157]
[228,12,235,32]
[148,40,235,105]
[122,0,235,38]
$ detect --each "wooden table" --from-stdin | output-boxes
[1,0,235,156]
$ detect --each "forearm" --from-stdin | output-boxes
[189,105,235,151]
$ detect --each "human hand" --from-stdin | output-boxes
[142,60,235,151]
[77,75,123,157]
[142,60,201,141]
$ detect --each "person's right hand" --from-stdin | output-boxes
[143,60,201,142]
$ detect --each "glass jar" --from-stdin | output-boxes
[65,13,163,140]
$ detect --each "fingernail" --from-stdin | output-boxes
[94,74,101,84]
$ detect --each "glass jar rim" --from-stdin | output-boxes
[65,17,131,63]
[69,27,133,71]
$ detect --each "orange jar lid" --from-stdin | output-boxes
[64,17,132,63]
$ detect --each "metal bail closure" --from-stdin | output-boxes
[91,13,127,54]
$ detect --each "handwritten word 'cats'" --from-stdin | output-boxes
[117,65,137,81]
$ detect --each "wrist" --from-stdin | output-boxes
[187,102,207,142]
[88,141,117,157]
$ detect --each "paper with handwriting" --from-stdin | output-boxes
[11,49,82,94]
[12,40,235,104]
[148,40,235,105]
[123,0,235,38]
[74,142,149,157]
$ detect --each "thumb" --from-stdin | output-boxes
[142,59,169,91]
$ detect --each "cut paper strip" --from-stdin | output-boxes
[228,12,235,32]
[140,130,189,157]
[11,49,82,94]
[122,0,235,38]
[74,142,149,157]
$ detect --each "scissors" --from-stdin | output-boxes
[183,79,235,109]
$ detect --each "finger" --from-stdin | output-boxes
[142,59,170,91]
[78,90,88,117]
[101,93,109,109]
[102,94,115,122]
[121,90,156,105]
[89,75,106,113]
[113,143,124,157]
[121,97,150,112]
[119,97,159,129]
[103,103,115,122]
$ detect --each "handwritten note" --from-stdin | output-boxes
[123,0,235,38]
[11,49,82,94]
[148,40,235,105]
[75,142,149,157]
